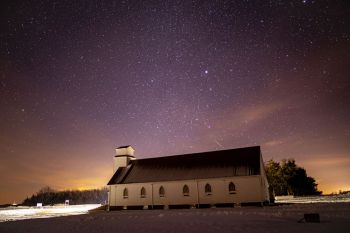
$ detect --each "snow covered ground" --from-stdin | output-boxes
[0,204,100,222]
[275,194,350,204]
[0,202,349,233]
[1,195,348,223]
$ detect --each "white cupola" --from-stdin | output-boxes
[113,145,135,173]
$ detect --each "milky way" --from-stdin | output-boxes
[0,0,350,203]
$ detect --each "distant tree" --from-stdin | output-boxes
[37,186,56,194]
[22,187,108,206]
[265,159,321,198]
[265,160,288,196]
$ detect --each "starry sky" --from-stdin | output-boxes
[1,0,350,204]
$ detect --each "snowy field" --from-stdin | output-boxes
[1,195,349,223]
[0,202,350,233]
[275,194,350,204]
[0,204,100,222]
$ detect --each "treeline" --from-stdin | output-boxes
[22,186,108,206]
[265,159,322,198]
[339,190,350,195]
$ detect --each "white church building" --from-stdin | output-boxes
[107,145,269,210]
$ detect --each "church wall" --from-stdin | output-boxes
[153,181,198,205]
[112,183,153,207]
[109,175,268,208]
[109,185,116,206]
[197,176,262,204]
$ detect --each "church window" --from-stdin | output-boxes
[140,187,146,198]
[229,182,236,194]
[123,188,128,198]
[159,186,165,197]
[183,185,190,196]
[205,183,212,195]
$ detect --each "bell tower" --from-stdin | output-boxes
[113,145,135,173]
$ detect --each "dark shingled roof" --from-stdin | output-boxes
[108,146,262,185]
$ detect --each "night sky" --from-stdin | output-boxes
[1,0,350,204]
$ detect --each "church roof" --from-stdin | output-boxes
[107,146,262,185]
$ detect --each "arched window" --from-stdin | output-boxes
[229,182,236,194]
[205,183,212,195]
[123,188,128,198]
[140,187,146,198]
[183,185,190,196]
[159,186,165,197]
